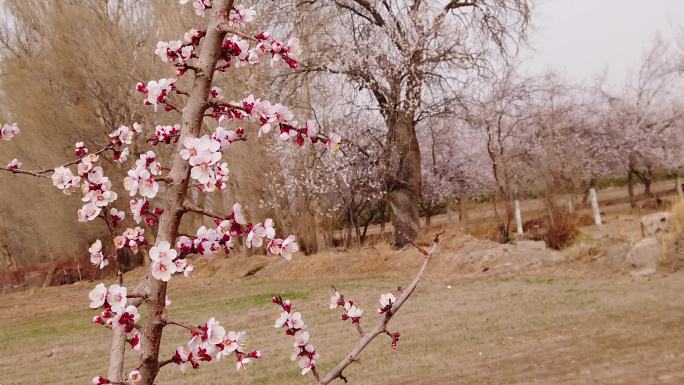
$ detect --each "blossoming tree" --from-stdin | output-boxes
[0,1,442,384]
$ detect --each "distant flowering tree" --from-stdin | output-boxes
[0,2,443,385]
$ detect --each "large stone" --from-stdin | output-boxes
[641,212,671,237]
[626,237,662,276]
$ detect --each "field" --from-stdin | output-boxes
[2,238,684,385]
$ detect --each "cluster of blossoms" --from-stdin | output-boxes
[151,124,181,145]
[180,134,229,191]
[82,4,347,384]
[149,241,193,281]
[124,151,162,199]
[114,226,146,255]
[256,35,301,69]
[136,78,176,112]
[154,29,205,75]
[77,154,119,222]
[130,198,164,226]
[212,126,244,150]
[48,124,143,222]
[209,95,342,151]
[228,4,256,26]
[174,203,298,261]
[108,123,143,163]
[172,317,261,373]
[88,283,142,350]
[1,122,19,141]
[180,0,212,16]
[50,166,81,195]
[89,240,108,269]
[272,296,319,376]
[329,291,363,324]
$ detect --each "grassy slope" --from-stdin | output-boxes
[2,268,684,385]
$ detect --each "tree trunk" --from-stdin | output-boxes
[627,169,636,209]
[378,200,386,235]
[386,111,421,247]
[643,166,653,197]
[458,198,468,223]
[138,3,232,384]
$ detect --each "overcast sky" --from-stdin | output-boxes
[521,0,684,84]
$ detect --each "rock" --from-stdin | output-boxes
[641,212,671,237]
[626,237,662,276]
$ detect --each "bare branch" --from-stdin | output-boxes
[182,201,226,220]
[317,232,444,384]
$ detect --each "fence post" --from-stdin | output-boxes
[567,194,574,213]
[590,188,602,226]
[514,199,523,235]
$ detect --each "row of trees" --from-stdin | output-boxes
[2,1,684,269]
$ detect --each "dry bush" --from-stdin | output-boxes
[544,210,580,250]
[522,208,580,250]
[0,255,107,291]
[662,201,684,271]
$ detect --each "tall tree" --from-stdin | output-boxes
[295,0,531,245]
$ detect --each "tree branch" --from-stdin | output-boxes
[182,201,226,220]
[317,232,444,384]
[0,144,113,178]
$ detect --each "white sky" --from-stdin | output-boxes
[521,0,684,84]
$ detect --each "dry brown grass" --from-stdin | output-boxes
[2,264,684,385]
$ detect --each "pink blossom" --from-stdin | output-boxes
[106,284,127,313]
[229,5,256,26]
[109,125,135,146]
[298,355,316,376]
[150,241,178,281]
[51,166,81,195]
[109,208,125,224]
[267,235,298,260]
[137,78,176,111]
[180,0,212,16]
[343,302,363,323]
[378,293,396,314]
[6,158,21,170]
[112,305,140,333]
[89,239,108,269]
[78,202,102,222]
[92,376,110,385]
[212,126,241,150]
[128,370,141,383]
[75,142,88,158]
[329,291,343,309]
[0,122,19,141]
[124,165,159,199]
[130,330,141,352]
[114,226,146,254]
[89,283,108,309]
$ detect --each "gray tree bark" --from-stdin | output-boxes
[138,2,233,383]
